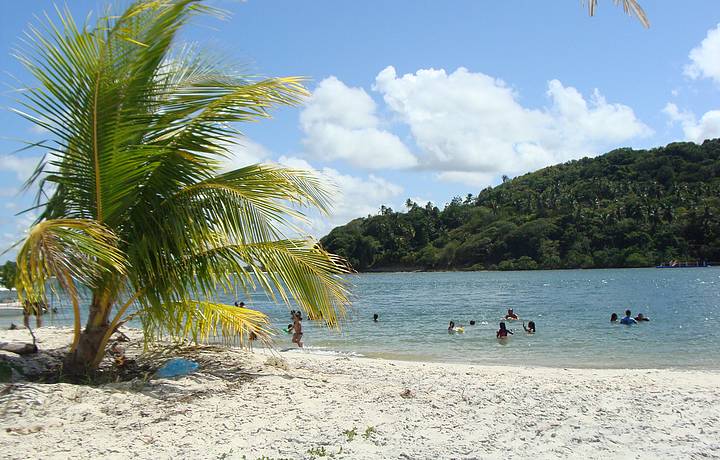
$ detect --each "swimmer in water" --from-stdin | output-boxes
[469,320,476,326]
[634,313,650,322]
[610,313,619,323]
[620,309,637,325]
[523,321,536,334]
[448,321,456,333]
[504,308,519,320]
[373,313,379,323]
[497,322,513,338]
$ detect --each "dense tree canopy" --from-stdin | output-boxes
[0,261,17,289]
[321,140,720,271]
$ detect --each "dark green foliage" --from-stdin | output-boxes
[321,140,720,271]
[0,261,17,289]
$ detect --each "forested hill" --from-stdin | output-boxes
[320,140,720,271]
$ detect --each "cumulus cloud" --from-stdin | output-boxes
[663,103,720,143]
[278,156,403,236]
[684,23,720,84]
[300,76,418,170]
[373,66,651,182]
[220,139,272,172]
[0,155,41,181]
[436,171,497,189]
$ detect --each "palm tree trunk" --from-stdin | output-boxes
[64,296,112,375]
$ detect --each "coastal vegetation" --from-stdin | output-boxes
[321,140,720,271]
[0,261,17,289]
[12,0,350,374]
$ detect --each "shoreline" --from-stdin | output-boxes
[2,327,720,459]
[361,265,719,273]
[6,325,720,372]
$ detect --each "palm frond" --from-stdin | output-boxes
[185,239,353,328]
[142,299,273,346]
[15,218,127,301]
[587,0,649,28]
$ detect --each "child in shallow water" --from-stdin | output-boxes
[523,321,536,334]
[497,322,513,338]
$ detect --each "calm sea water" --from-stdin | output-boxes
[3,268,719,369]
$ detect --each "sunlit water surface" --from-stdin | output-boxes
[3,268,719,369]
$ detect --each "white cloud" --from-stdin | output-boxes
[684,23,720,84]
[29,124,49,135]
[0,155,41,181]
[436,171,496,188]
[663,103,720,143]
[373,66,651,183]
[278,155,403,235]
[220,139,272,172]
[300,76,418,170]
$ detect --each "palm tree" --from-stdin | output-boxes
[13,0,351,374]
[587,0,650,28]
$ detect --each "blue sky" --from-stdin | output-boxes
[1,1,719,261]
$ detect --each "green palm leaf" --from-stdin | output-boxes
[14,218,128,319]
[12,0,351,373]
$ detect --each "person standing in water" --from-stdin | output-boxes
[292,311,304,348]
[505,309,519,320]
[373,313,379,323]
[610,313,619,323]
[523,321,536,334]
[497,322,513,338]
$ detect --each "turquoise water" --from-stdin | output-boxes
[3,268,719,369]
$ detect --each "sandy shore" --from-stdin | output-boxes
[1,328,719,459]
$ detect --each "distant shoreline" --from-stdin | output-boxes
[360,264,717,273]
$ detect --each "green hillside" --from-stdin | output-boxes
[320,140,720,271]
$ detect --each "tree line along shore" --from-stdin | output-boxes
[321,139,720,272]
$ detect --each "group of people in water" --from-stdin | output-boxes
[234,300,650,351]
[610,309,650,325]
[446,308,537,340]
[235,300,305,349]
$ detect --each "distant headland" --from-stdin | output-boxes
[321,140,720,272]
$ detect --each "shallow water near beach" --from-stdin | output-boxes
[3,268,719,369]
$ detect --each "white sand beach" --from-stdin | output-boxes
[1,327,719,459]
